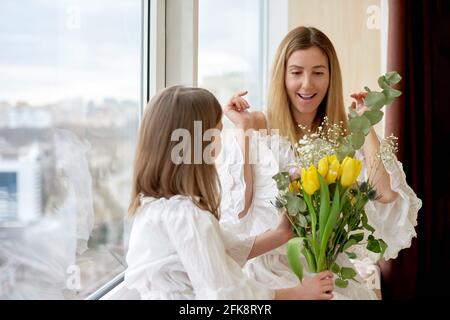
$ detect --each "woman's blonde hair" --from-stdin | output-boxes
[267,26,348,144]
[128,86,223,219]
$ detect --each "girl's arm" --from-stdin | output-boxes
[247,213,293,259]
[235,127,255,219]
[224,91,268,218]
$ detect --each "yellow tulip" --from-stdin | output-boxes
[318,157,329,178]
[339,156,363,187]
[301,165,320,195]
[288,180,301,193]
[326,158,340,184]
[318,155,340,184]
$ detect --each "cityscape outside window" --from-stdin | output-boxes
[0,0,143,299]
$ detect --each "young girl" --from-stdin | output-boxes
[124,85,334,300]
[221,26,422,299]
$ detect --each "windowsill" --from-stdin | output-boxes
[63,244,126,300]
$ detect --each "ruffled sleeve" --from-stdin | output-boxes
[217,131,294,240]
[356,141,422,261]
[216,130,246,225]
[162,202,274,300]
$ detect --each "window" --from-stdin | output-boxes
[0,0,146,299]
[198,0,266,112]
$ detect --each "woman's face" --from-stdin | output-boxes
[285,47,330,121]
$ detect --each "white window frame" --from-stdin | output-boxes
[261,0,288,109]
[165,0,198,87]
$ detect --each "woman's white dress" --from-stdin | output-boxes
[124,195,275,300]
[217,129,422,300]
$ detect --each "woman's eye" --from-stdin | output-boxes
[291,72,301,75]
[314,72,324,75]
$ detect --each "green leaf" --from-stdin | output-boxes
[298,197,307,212]
[336,137,355,161]
[383,88,402,105]
[379,239,388,258]
[297,214,308,228]
[286,238,305,282]
[345,252,357,259]
[361,213,375,233]
[341,267,358,280]
[343,238,357,251]
[351,132,365,149]
[378,76,390,90]
[302,246,317,273]
[367,237,382,253]
[349,116,371,135]
[364,86,372,93]
[318,175,330,239]
[385,71,402,85]
[364,91,386,109]
[319,184,340,267]
[272,172,290,190]
[331,262,341,274]
[286,193,305,216]
[335,278,349,288]
[348,106,359,119]
[303,191,317,242]
[364,109,384,126]
[349,232,365,243]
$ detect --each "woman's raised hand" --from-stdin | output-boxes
[226,90,250,111]
[350,92,370,116]
[224,90,253,130]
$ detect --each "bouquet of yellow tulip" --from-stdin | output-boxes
[273,72,401,288]
[274,154,385,287]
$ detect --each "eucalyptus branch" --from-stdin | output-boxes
[337,71,402,161]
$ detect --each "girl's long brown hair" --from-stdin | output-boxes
[267,26,348,144]
[128,86,223,219]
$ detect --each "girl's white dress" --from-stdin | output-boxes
[124,195,275,300]
[217,130,422,300]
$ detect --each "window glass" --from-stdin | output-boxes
[198,0,265,113]
[0,0,143,299]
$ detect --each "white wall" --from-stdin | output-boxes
[288,0,386,136]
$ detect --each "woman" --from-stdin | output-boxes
[218,26,422,299]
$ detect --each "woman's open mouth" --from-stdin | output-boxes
[297,93,317,101]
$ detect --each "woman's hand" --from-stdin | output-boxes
[350,92,369,116]
[224,90,252,130]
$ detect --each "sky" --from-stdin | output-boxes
[0,0,142,105]
[198,0,260,79]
